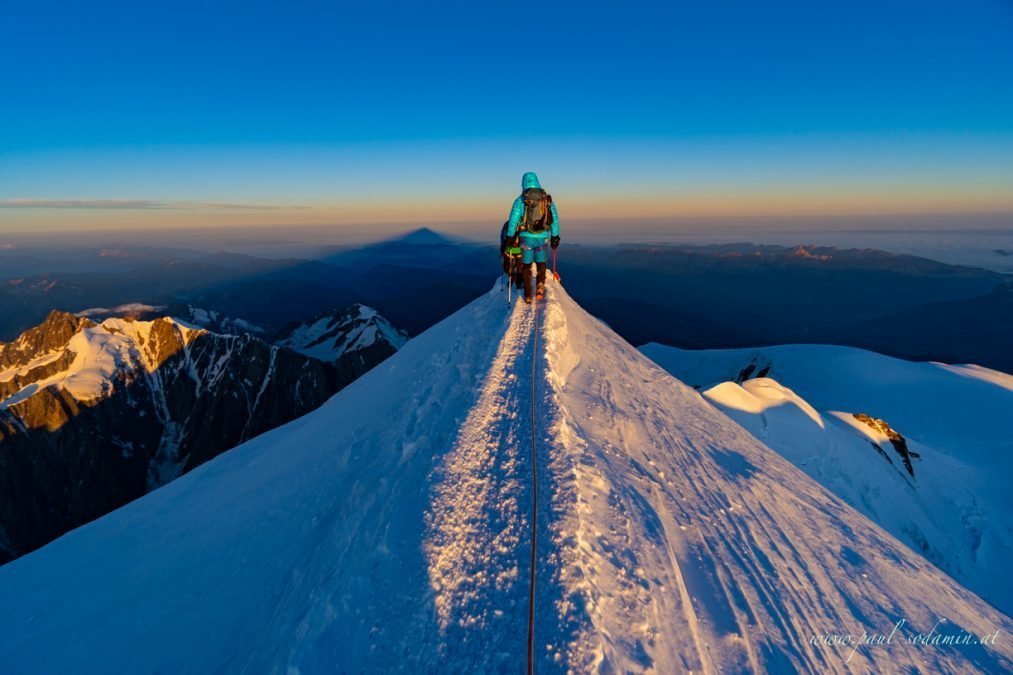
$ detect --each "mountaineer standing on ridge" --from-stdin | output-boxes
[500,220,523,291]
[504,172,560,303]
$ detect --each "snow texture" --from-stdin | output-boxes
[0,282,1009,673]
[641,342,1013,618]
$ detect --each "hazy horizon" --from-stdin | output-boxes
[4,213,1013,274]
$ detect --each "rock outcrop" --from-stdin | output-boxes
[0,311,339,563]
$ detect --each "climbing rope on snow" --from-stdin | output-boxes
[526,287,540,675]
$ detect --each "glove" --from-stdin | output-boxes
[550,235,560,249]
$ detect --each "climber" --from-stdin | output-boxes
[504,171,560,303]
[500,220,523,290]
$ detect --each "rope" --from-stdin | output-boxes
[526,286,540,675]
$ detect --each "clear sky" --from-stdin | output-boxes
[2,0,1012,234]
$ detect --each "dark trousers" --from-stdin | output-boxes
[522,262,546,299]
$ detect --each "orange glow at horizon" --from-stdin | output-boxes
[2,184,1013,233]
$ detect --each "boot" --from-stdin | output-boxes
[522,262,535,302]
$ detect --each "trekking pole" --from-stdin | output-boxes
[508,257,513,305]
[552,247,560,282]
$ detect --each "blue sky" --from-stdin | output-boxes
[2,0,1012,232]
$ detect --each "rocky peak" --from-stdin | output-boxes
[0,310,92,371]
[735,359,772,383]
[853,412,921,477]
[135,316,199,367]
[0,314,340,564]
[0,305,409,566]
[789,245,832,262]
[276,304,408,364]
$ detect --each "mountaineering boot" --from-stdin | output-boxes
[524,296,533,304]
[536,283,545,300]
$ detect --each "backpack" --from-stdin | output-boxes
[520,188,553,233]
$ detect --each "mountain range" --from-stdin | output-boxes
[0,281,1008,673]
[0,303,406,564]
[3,233,1011,374]
[560,242,1013,372]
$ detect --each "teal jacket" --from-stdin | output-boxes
[505,172,560,246]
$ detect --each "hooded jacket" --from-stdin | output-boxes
[505,172,560,245]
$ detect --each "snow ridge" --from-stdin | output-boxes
[424,302,532,652]
[540,284,1012,673]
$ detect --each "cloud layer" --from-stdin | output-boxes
[0,199,307,210]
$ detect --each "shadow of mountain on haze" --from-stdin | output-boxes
[174,229,501,336]
[5,233,1013,374]
[0,231,500,341]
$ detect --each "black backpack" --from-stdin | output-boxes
[521,188,553,233]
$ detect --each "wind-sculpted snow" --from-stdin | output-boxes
[641,342,1013,617]
[0,282,1009,673]
[425,303,531,643]
[540,286,1012,672]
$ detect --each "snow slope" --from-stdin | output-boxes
[276,304,408,364]
[0,283,1009,673]
[640,342,1013,617]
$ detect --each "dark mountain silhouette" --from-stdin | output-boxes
[557,243,1013,372]
[847,279,1013,372]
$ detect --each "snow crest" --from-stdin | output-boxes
[540,285,1012,673]
[424,303,531,648]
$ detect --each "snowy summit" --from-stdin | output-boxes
[0,283,1009,673]
[276,303,408,364]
